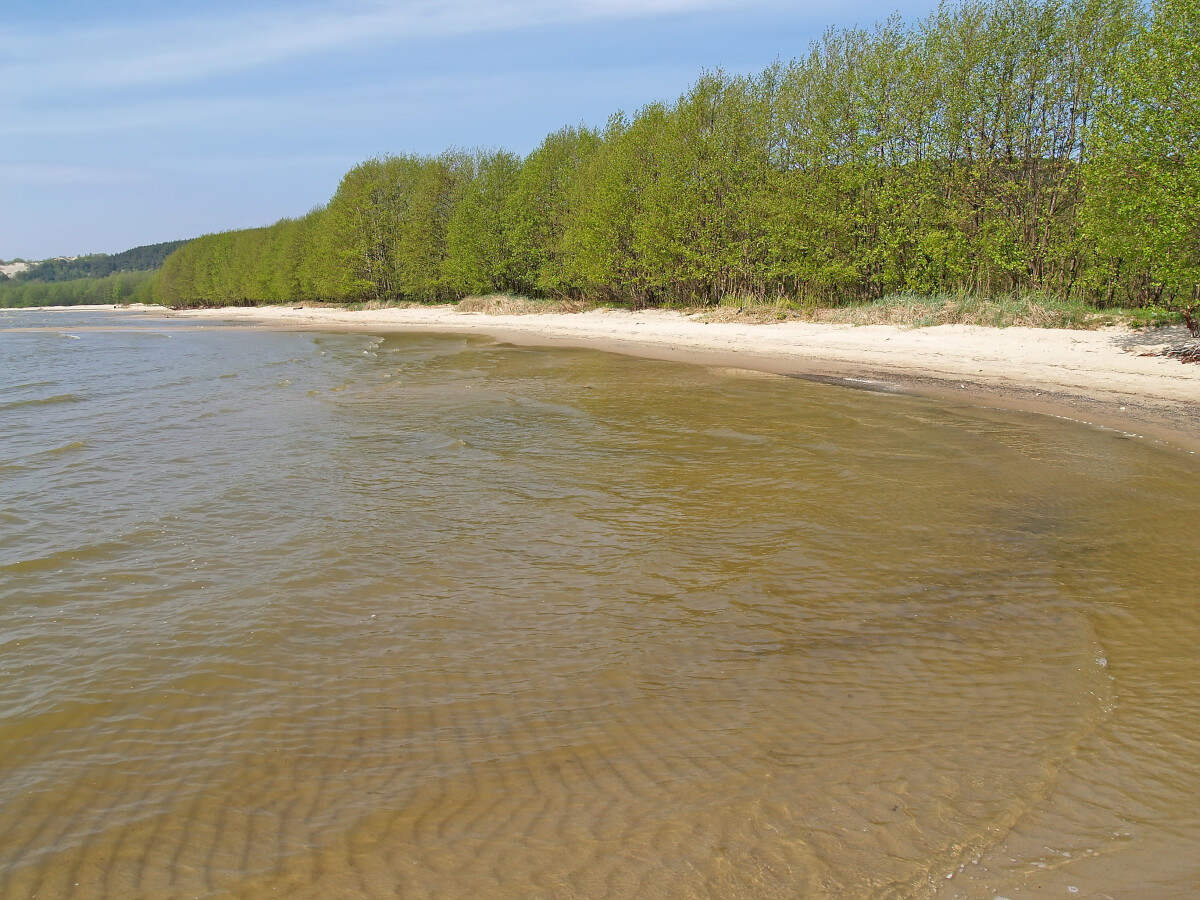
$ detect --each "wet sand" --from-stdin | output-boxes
[153,304,1200,454]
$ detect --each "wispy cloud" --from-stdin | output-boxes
[0,162,141,186]
[1,61,669,141]
[1,0,759,97]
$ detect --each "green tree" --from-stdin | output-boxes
[508,127,602,297]
[445,150,522,295]
[323,157,408,300]
[561,111,665,305]
[1086,0,1199,325]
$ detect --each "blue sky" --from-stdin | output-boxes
[3,0,931,260]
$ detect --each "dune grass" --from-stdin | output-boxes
[454,294,593,315]
[332,291,1183,331]
[695,291,1181,330]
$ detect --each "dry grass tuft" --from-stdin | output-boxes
[455,294,591,315]
[338,291,1168,331]
[693,294,797,324]
[692,292,1128,329]
[809,294,1118,329]
[355,299,429,311]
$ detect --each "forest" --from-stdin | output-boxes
[0,241,186,308]
[14,241,189,283]
[0,272,157,309]
[9,0,1199,318]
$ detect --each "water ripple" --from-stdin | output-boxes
[0,313,1198,899]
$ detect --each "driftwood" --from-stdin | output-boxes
[1156,345,1200,364]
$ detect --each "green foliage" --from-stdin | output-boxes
[1,239,184,308]
[0,271,155,308]
[560,110,661,304]
[1084,0,1200,308]
[146,0,1189,319]
[15,241,190,283]
[445,150,522,294]
[154,210,332,306]
[318,153,468,303]
[507,127,601,297]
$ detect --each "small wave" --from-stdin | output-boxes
[56,333,82,340]
[704,427,770,444]
[0,528,161,575]
[6,380,59,391]
[48,440,88,454]
[0,393,84,412]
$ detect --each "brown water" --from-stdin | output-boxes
[2,309,1199,899]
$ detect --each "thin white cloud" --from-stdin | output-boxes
[5,94,309,138]
[571,0,731,12]
[0,163,140,186]
[1,63,699,177]
[1,0,757,97]
[3,66,564,137]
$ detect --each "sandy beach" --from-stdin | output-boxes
[32,303,1162,452]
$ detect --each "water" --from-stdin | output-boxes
[2,307,1199,899]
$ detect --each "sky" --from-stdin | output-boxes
[2,0,933,261]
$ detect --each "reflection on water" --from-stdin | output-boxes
[1,309,1199,898]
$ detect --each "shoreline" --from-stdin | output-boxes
[47,303,1200,453]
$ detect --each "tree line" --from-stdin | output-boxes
[56,0,1200,314]
[0,272,156,308]
[11,241,190,284]
[0,241,188,308]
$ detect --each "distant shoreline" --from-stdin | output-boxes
[35,303,1200,454]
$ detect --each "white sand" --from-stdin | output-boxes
[158,304,1200,451]
[0,262,31,278]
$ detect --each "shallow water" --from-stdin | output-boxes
[1,307,1198,899]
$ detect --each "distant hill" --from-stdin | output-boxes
[14,240,190,283]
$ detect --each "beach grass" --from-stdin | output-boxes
[327,291,1184,331]
[454,294,594,315]
[693,291,1183,330]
